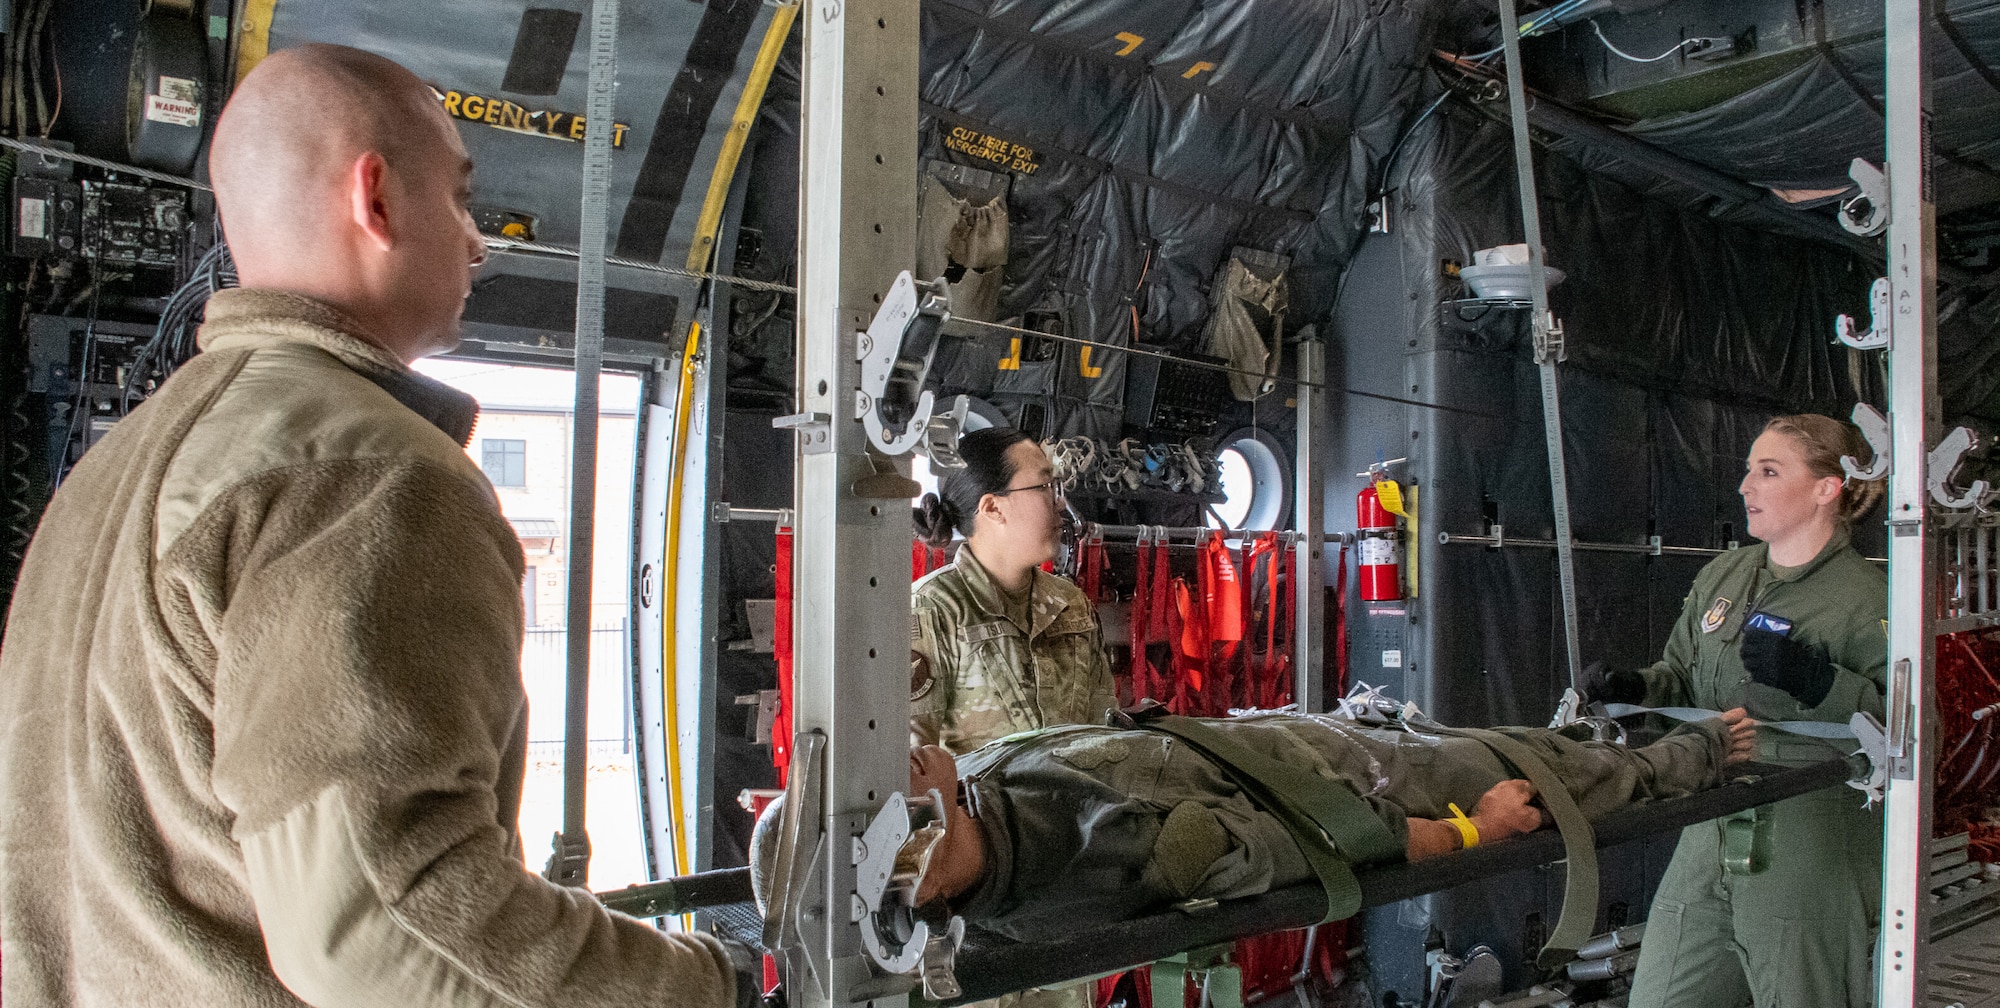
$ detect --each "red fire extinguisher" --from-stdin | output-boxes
[1356,484,1402,602]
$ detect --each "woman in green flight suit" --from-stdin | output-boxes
[1611,414,1888,1008]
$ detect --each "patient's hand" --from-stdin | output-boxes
[910,744,957,798]
[1407,780,1544,860]
[907,744,986,905]
[1470,779,1542,844]
[1718,707,1760,764]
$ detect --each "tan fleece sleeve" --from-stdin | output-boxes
[178,458,734,1008]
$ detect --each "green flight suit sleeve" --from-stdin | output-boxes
[1746,611,1888,725]
[1633,587,1700,708]
[1490,720,1729,819]
[1798,657,1886,722]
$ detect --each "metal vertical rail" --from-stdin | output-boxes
[1979,522,1990,614]
[789,0,919,1004]
[549,0,621,889]
[1294,340,1329,712]
[1496,0,1584,693]
[1878,2,1939,1003]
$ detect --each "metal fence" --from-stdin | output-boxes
[520,622,632,751]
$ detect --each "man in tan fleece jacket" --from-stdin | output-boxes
[0,45,739,1008]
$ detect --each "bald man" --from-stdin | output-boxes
[0,46,741,1008]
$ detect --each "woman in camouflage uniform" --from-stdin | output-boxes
[910,427,1116,755]
[909,427,1117,1008]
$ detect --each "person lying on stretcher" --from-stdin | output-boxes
[754,705,1759,940]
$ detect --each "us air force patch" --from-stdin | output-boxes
[911,651,935,701]
[1701,596,1732,634]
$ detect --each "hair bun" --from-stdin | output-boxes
[912,493,957,548]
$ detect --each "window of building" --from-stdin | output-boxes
[523,565,537,626]
[482,438,526,487]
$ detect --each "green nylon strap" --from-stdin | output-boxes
[1431,726,1597,969]
[1135,715,1401,923]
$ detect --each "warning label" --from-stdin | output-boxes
[145,94,201,128]
[942,125,1040,175]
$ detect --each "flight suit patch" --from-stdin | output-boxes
[1701,596,1732,634]
[1051,736,1130,770]
[911,651,935,701]
[1152,801,1231,898]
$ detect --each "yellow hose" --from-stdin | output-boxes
[684,2,801,272]
[658,0,798,887]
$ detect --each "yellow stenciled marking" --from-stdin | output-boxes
[1114,31,1144,56]
[942,125,1041,175]
[436,88,630,148]
[1182,60,1216,79]
[998,337,1023,371]
[1078,345,1103,378]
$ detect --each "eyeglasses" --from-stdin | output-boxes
[992,479,1063,501]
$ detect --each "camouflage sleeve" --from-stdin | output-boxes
[910,600,948,746]
[1085,609,1116,726]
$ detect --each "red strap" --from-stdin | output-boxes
[1245,533,1283,708]
[1332,541,1350,699]
[1274,543,1296,708]
[1130,538,1153,703]
[1204,532,1244,644]
[1078,537,1106,603]
[911,539,927,581]
[1148,541,1173,704]
[772,526,795,785]
[1256,536,1288,708]
[1169,576,1198,711]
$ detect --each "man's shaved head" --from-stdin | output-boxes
[212,46,449,256]
[209,44,483,361]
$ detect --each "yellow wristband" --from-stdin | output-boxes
[1445,803,1479,850]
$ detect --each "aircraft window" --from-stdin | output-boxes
[1212,448,1255,528]
[1206,427,1289,533]
[415,358,651,889]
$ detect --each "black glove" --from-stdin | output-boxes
[718,937,766,1008]
[1580,660,1647,706]
[1739,624,1835,707]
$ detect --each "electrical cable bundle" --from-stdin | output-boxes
[2,0,60,138]
[122,240,235,414]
